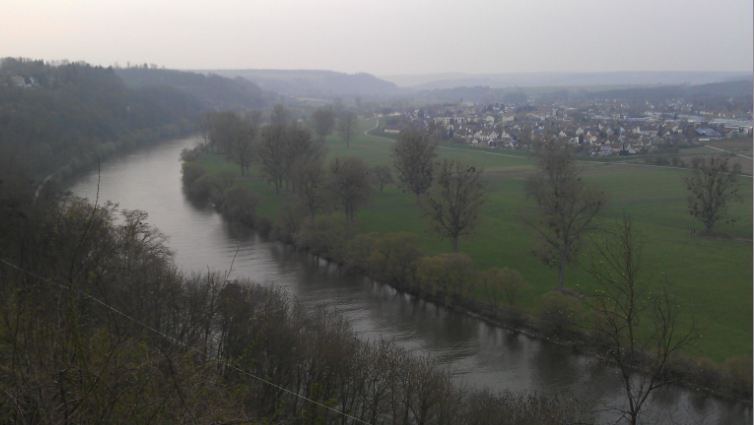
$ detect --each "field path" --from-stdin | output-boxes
[704,144,753,160]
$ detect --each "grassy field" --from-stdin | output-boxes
[620,137,754,174]
[199,118,753,363]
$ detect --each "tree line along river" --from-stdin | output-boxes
[70,136,750,425]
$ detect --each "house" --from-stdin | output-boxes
[10,75,36,88]
[695,128,722,139]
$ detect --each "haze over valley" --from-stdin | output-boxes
[1,1,752,424]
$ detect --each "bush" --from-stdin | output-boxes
[295,214,353,261]
[538,291,583,338]
[220,184,258,226]
[181,161,206,187]
[366,232,422,288]
[666,355,724,391]
[272,204,304,243]
[180,146,203,162]
[477,267,527,307]
[255,216,272,238]
[186,172,214,201]
[416,253,474,300]
[187,171,235,205]
[723,356,753,397]
[344,233,379,272]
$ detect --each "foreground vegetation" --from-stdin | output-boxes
[183,114,752,400]
[0,177,593,424]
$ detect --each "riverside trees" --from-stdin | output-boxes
[526,140,605,290]
[311,106,336,143]
[393,127,437,199]
[684,156,742,233]
[337,109,358,148]
[204,111,257,175]
[328,156,372,222]
[424,159,485,251]
[256,119,322,193]
[590,216,696,425]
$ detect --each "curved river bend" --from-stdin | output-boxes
[71,136,750,425]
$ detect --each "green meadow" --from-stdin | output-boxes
[198,119,753,363]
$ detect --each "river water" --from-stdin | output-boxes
[70,136,750,425]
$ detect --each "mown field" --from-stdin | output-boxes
[623,137,754,174]
[197,118,753,363]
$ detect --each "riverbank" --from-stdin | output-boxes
[35,122,195,200]
[180,143,751,404]
[62,134,749,424]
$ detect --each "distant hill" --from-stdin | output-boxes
[384,71,752,90]
[116,67,272,110]
[407,79,754,105]
[577,79,752,101]
[208,69,401,99]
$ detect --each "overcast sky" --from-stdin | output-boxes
[1,0,751,75]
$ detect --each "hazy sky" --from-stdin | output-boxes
[2,0,752,75]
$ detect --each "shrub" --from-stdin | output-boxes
[366,232,422,288]
[181,161,206,187]
[538,291,583,338]
[186,173,214,202]
[180,146,203,162]
[272,204,303,243]
[188,171,235,205]
[344,233,379,273]
[220,184,258,226]
[477,267,527,307]
[295,214,353,261]
[255,216,272,238]
[416,253,474,300]
[723,356,753,397]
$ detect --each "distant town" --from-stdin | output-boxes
[375,96,753,157]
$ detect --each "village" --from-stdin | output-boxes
[376,96,754,157]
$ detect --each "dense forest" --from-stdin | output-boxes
[0,58,269,183]
[117,66,273,110]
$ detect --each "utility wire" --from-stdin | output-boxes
[0,257,374,425]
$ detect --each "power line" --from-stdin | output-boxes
[0,258,374,425]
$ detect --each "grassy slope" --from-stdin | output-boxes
[199,118,753,362]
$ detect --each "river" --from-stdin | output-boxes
[70,136,750,425]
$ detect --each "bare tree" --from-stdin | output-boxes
[392,128,437,199]
[328,157,372,222]
[256,124,287,192]
[684,156,742,233]
[232,120,256,176]
[203,111,256,175]
[371,165,394,192]
[526,140,605,289]
[293,157,327,219]
[256,124,321,193]
[282,125,322,191]
[310,106,336,143]
[424,159,485,251]
[590,216,696,425]
[270,104,290,126]
[338,110,358,148]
